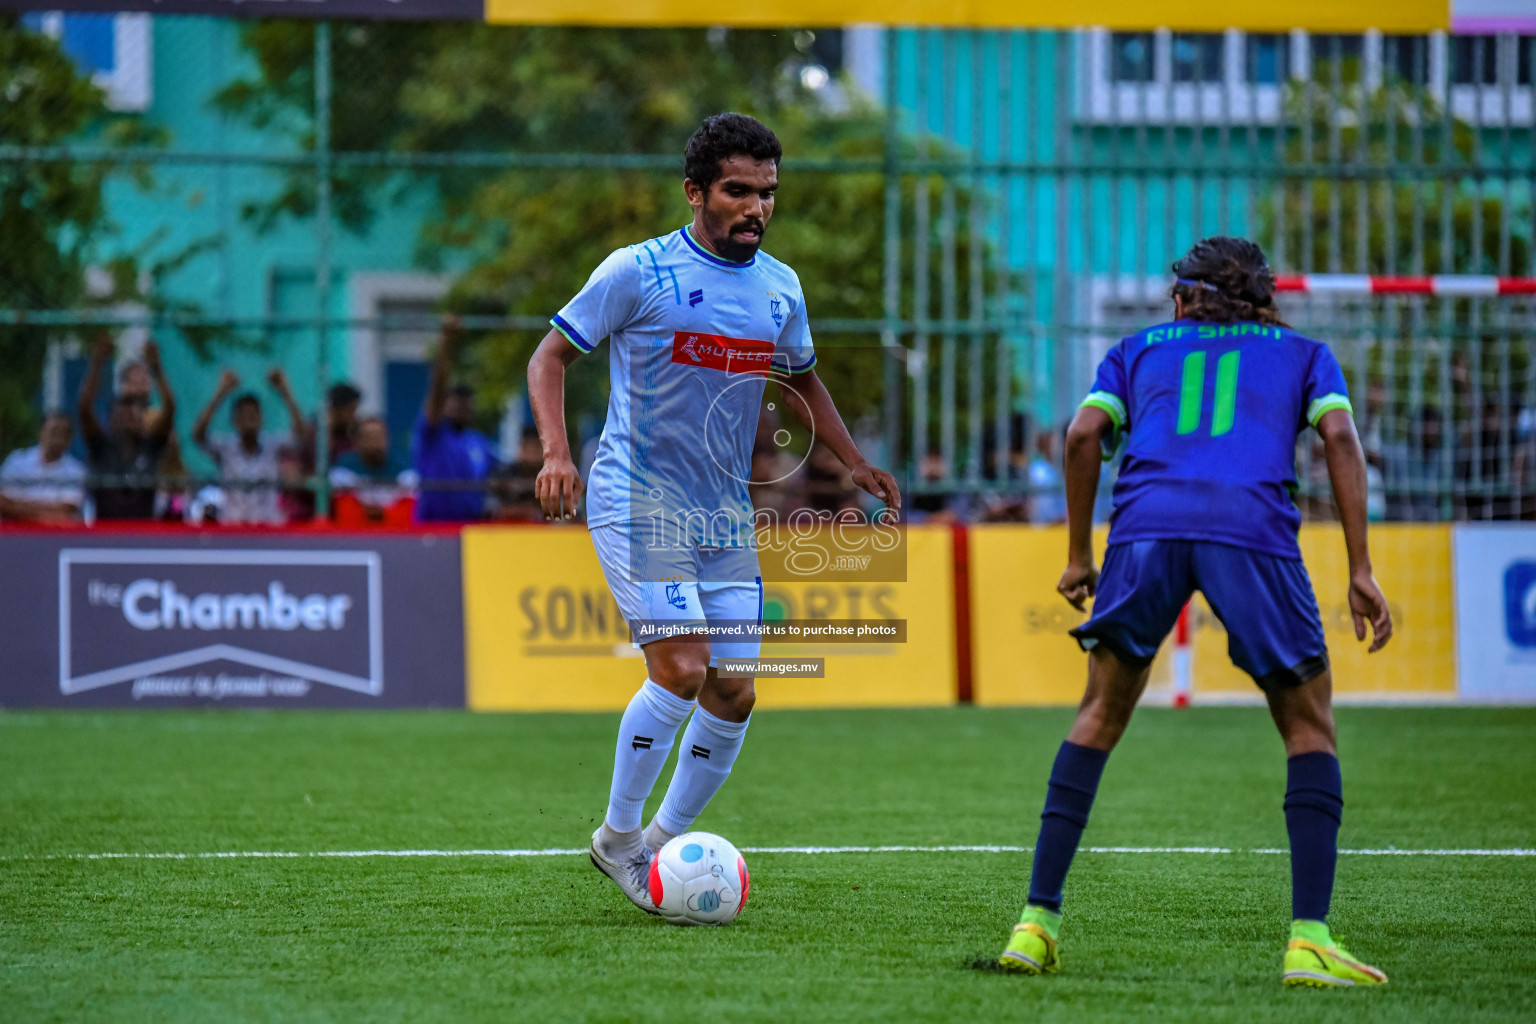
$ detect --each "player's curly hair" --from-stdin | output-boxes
[1170,236,1287,327]
[683,113,782,192]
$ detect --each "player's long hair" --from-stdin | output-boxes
[1170,236,1288,327]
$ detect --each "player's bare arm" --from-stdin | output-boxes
[527,327,586,521]
[1058,404,1112,610]
[780,369,901,512]
[1317,408,1393,652]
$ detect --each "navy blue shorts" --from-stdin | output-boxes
[1070,540,1328,691]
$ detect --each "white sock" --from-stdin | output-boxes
[653,708,750,836]
[605,679,695,833]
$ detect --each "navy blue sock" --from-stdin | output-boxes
[1284,751,1343,922]
[1027,741,1110,913]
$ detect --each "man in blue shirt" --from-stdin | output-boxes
[412,315,499,522]
[998,237,1393,988]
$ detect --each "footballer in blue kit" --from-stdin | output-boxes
[525,114,901,914]
[999,237,1395,987]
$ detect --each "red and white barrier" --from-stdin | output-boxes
[1274,275,1536,296]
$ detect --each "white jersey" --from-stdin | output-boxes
[553,226,816,542]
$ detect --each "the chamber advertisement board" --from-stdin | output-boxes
[0,532,464,707]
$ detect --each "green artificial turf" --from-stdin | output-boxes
[2,707,1534,1023]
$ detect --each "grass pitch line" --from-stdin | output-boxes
[6,845,1535,862]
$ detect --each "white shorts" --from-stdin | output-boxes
[590,519,763,666]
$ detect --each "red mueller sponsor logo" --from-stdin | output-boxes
[671,332,775,375]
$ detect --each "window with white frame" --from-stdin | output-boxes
[346,272,449,419]
[23,12,152,112]
[1080,29,1532,127]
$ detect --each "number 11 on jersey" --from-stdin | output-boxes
[1177,350,1241,438]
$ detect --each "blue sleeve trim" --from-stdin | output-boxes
[550,314,595,353]
[784,353,817,374]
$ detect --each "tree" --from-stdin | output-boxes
[216,24,1003,456]
[0,16,204,456]
[1261,59,1531,277]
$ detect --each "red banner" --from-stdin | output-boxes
[670,331,775,376]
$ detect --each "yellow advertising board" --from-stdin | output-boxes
[487,0,1448,32]
[462,524,954,711]
[970,524,1455,705]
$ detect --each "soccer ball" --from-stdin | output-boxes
[648,832,750,926]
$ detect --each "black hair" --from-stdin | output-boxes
[328,382,362,409]
[683,113,782,193]
[232,393,261,412]
[1170,236,1286,326]
[450,383,475,399]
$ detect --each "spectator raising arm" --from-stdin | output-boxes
[76,333,113,447]
[192,370,240,450]
[142,341,175,441]
[267,368,305,436]
[423,314,463,428]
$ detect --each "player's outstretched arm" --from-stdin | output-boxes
[527,328,586,521]
[781,368,900,512]
[1317,408,1392,652]
[1058,406,1112,610]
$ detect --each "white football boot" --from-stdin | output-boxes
[589,827,660,915]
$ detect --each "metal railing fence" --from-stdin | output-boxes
[1,18,1532,520]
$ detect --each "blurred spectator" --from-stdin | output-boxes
[192,368,304,525]
[801,442,860,515]
[1458,398,1519,521]
[327,382,362,460]
[750,448,794,518]
[276,381,364,523]
[1027,427,1067,524]
[1357,381,1388,521]
[115,355,190,521]
[0,414,86,522]
[1384,406,1450,521]
[909,448,976,524]
[330,416,415,521]
[1517,403,1536,521]
[78,336,176,520]
[413,315,498,522]
[490,427,545,522]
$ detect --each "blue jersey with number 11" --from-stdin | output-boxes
[1082,319,1352,560]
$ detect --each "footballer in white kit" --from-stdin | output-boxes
[527,113,901,913]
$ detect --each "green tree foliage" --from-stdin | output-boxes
[0,18,125,453]
[1262,59,1531,276]
[0,17,201,455]
[217,24,1000,442]
[1259,58,1533,419]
